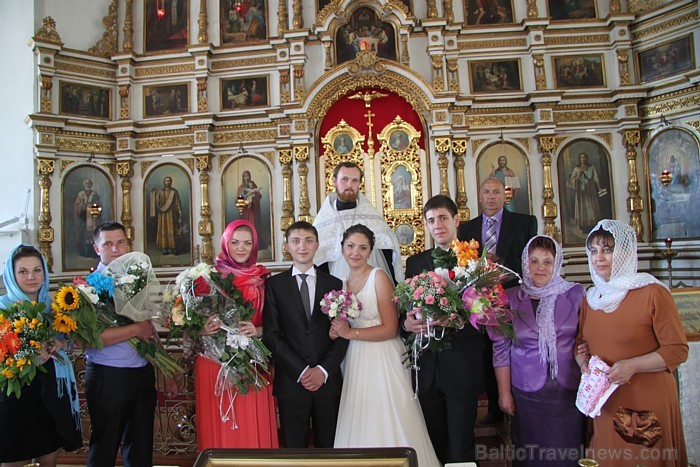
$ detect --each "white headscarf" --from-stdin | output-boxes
[520,235,577,379]
[585,219,665,313]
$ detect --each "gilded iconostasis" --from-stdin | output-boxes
[26,0,700,289]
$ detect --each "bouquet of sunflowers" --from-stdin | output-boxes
[0,300,56,397]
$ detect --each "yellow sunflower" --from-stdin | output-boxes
[52,313,78,333]
[55,286,80,311]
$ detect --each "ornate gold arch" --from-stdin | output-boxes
[303,69,433,120]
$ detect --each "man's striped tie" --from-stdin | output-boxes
[484,216,497,254]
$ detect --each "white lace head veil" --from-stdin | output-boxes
[585,219,664,313]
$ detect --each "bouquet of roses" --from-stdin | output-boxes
[162,263,271,399]
[394,271,465,372]
[432,239,517,341]
[53,264,185,378]
[0,300,57,397]
[319,290,363,321]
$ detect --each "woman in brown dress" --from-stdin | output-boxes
[575,220,687,467]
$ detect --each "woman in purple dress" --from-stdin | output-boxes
[492,235,586,466]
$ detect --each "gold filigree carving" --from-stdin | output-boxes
[55,61,116,79]
[261,151,274,165]
[596,133,612,147]
[116,161,135,250]
[56,138,114,153]
[213,129,277,144]
[34,17,63,45]
[294,120,307,131]
[212,55,277,70]
[527,0,538,18]
[135,64,196,77]
[632,12,698,41]
[140,160,155,174]
[182,158,195,173]
[640,94,700,117]
[294,146,312,222]
[321,120,366,194]
[278,0,289,34]
[116,160,134,176]
[685,120,700,131]
[617,49,631,86]
[622,130,643,240]
[466,114,534,127]
[36,158,55,271]
[40,133,55,146]
[453,113,465,126]
[427,0,438,18]
[624,105,637,117]
[89,0,118,56]
[59,159,75,174]
[443,0,454,23]
[536,136,559,241]
[554,110,617,124]
[279,148,295,241]
[458,38,526,50]
[119,84,130,120]
[292,0,303,29]
[628,0,663,14]
[401,35,410,64]
[136,136,195,150]
[509,138,527,152]
[544,34,609,45]
[472,139,486,154]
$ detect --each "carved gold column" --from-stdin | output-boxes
[324,42,333,69]
[533,54,546,90]
[279,149,294,260]
[527,0,538,18]
[427,0,438,18]
[122,0,133,51]
[37,159,55,272]
[447,58,459,92]
[610,0,621,13]
[195,155,214,263]
[119,85,130,120]
[452,138,469,220]
[280,69,291,104]
[431,55,445,93]
[116,161,135,251]
[623,130,644,240]
[40,75,53,114]
[197,0,209,44]
[278,0,288,35]
[293,64,305,101]
[400,35,410,64]
[292,0,302,29]
[442,0,454,23]
[294,146,312,223]
[435,137,451,197]
[537,136,559,240]
[197,77,208,113]
[617,50,631,86]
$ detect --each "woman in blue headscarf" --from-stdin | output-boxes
[0,245,82,466]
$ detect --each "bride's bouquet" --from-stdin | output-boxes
[432,239,517,341]
[319,290,363,322]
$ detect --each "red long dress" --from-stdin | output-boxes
[195,271,278,450]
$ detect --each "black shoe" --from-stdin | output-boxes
[480,413,504,425]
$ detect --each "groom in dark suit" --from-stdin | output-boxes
[263,221,348,448]
[404,195,484,464]
[457,177,537,425]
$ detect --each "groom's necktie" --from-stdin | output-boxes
[299,273,312,321]
[484,216,498,254]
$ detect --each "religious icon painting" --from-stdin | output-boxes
[395,224,415,246]
[547,0,596,21]
[222,155,274,262]
[645,126,700,241]
[61,165,114,271]
[59,81,111,119]
[143,83,190,118]
[464,0,514,25]
[469,59,522,93]
[557,139,614,246]
[553,55,606,88]
[335,7,398,64]
[637,34,695,84]
[143,163,193,267]
[476,140,532,216]
[144,0,189,52]
[221,76,269,110]
[220,0,268,46]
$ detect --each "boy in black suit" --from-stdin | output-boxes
[404,195,484,464]
[263,221,349,448]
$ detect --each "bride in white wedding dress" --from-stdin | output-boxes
[329,224,440,467]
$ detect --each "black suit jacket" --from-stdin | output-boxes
[457,209,537,283]
[262,267,348,399]
[405,249,484,399]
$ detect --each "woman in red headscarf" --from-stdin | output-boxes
[194,219,279,450]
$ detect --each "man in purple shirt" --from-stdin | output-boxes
[85,221,177,467]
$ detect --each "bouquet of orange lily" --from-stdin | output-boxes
[52,271,185,378]
[432,239,518,341]
[0,300,57,397]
